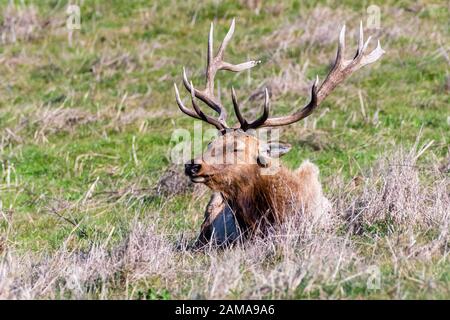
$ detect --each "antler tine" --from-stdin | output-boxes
[174,83,225,131]
[182,19,261,129]
[356,21,364,57]
[316,23,384,103]
[246,88,270,130]
[174,83,201,120]
[189,82,225,131]
[206,18,260,94]
[254,24,384,128]
[231,86,247,129]
[206,21,216,95]
[254,77,319,127]
[336,24,346,67]
[232,87,270,131]
[182,67,222,115]
[216,18,235,61]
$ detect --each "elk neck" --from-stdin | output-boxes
[216,165,299,230]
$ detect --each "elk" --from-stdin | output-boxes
[174,19,384,247]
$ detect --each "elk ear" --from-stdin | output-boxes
[267,142,292,158]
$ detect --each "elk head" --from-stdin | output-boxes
[174,19,384,194]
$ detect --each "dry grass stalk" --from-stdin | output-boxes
[1,3,41,44]
[1,143,447,299]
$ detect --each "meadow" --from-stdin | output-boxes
[0,0,448,299]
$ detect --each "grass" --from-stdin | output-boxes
[0,0,449,299]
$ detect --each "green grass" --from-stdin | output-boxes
[0,0,448,299]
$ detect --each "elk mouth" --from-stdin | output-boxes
[189,175,212,183]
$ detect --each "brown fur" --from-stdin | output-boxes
[177,21,384,244]
[188,131,330,238]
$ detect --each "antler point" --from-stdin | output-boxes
[377,40,385,53]
[264,88,270,104]
[339,24,346,50]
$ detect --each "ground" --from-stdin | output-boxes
[0,0,448,299]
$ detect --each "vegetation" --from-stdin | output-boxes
[0,0,448,299]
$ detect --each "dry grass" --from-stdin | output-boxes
[249,63,310,103]
[92,53,139,81]
[0,3,41,44]
[266,5,447,53]
[0,103,167,149]
[344,138,448,230]
[1,143,448,299]
[33,107,97,142]
[0,222,174,299]
[265,7,356,62]
[0,1,447,300]
[0,106,97,147]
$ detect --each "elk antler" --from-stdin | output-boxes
[232,87,270,131]
[243,21,385,129]
[174,19,261,131]
[175,21,384,132]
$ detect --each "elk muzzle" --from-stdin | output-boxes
[185,161,209,183]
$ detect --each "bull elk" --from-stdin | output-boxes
[174,19,384,247]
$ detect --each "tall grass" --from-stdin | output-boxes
[1,143,448,299]
[0,0,448,300]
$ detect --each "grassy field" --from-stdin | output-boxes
[0,0,449,299]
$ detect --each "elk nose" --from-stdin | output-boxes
[185,163,201,175]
